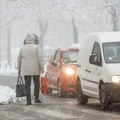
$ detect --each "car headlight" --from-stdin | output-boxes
[112,76,120,83]
[62,67,75,75]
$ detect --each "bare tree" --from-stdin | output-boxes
[7,22,11,65]
[102,0,118,31]
[72,19,78,43]
[5,1,23,65]
[20,0,48,54]
[108,5,118,31]
[0,0,2,65]
[39,21,48,54]
[6,16,21,65]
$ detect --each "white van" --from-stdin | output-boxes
[76,32,120,110]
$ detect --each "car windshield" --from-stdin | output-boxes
[103,42,120,63]
[62,50,79,64]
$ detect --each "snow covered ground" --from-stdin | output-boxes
[0,65,25,104]
[0,63,47,105]
[0,85,25,104]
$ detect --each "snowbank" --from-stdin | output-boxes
[0,85,25,104]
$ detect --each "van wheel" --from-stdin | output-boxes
[100,84,109,110]
[58,81,64,97]
[76,80,88,105]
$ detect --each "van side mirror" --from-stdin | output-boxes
[52,61,58,66]
[89,54,99,64]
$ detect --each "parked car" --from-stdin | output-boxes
[76,32,120,110]
[46,47,79,97]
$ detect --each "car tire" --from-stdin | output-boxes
[58,80,64,97]
[99,84,109,110]
[72,92,77,98]
[76,80,88,105]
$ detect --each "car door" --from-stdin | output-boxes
[52,50,60,88]
[47,51,57,87]
[88,42,102,97]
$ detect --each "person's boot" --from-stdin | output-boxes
[34,98,42,103]
[26,101,32,106]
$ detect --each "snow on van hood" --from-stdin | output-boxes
[108,64,120,75]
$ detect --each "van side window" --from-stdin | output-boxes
[91,42,102,66]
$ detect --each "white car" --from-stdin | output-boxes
[76,32,120,110]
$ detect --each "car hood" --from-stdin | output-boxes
[107,64,120,75]
[63,63,77,69]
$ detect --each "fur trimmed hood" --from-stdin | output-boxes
[25,34,35,44]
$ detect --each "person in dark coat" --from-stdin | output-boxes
[17,34,44,105]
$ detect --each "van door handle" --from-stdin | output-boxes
[88,70,91,73]
[86,69,91,73]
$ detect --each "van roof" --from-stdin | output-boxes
[87,32,120,43]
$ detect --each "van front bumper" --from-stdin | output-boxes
[105,83,120,103]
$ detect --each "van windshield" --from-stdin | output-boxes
[63,50,79,64]
[103,42,120,63]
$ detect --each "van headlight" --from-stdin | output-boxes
[112,76,120,83]
[62,67,75,75]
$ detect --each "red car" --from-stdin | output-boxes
[46,48,79,97]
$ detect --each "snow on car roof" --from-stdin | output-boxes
[59,44,80,51]
[69,43,81,49]
[87,32,120,43]
[60,48,79,51]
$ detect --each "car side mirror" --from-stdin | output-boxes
[89,54,98,64]
[52,61,58,66]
